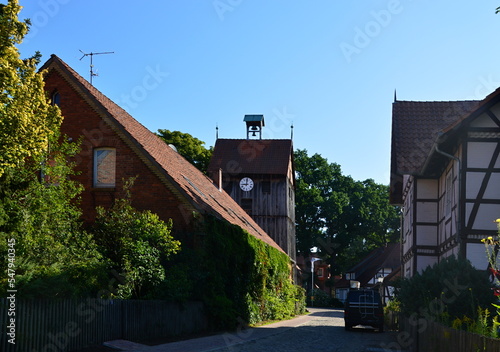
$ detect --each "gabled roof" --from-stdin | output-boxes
[335,243,401,289]
[40,54,285,255]
[207,138,293,177]
[390,99,480,203]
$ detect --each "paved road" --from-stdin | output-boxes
[209,308,400,352]
[125,308,405,352]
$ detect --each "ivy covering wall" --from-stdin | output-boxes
[158,215,305,329]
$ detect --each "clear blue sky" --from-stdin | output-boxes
[13,0,500,185]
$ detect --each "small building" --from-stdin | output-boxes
[334,243,401,303]
[207,115,296,261]
[40,54,283,254]
[390,91,500,277]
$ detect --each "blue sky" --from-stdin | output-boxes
[13,0,500,185]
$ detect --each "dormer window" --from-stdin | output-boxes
[93,148,116,187]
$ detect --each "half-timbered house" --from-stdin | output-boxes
[390,90,500,277]
[334,243,400,303]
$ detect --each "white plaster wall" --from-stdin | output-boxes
[466,172,485,199]
[484,173,500,199]
[417,179,438,199]
[470,113,498,128]
[467,243,490,271]
[416,202,438,223]
[467,142,497,169]
[466,203,500,231]
[416,225,438,246]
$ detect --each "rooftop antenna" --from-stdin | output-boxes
[216,124,219,140]
[79,50,114,85]
[290,123,294,140]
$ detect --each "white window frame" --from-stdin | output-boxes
[93,148,116,188]
[445,170,453,217]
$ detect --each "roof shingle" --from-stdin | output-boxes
[390,99,480,203]
[208,138,293,176]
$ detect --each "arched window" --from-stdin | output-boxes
[52,91,61,106]
[93,148,116,187]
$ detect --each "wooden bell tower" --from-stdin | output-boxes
[244,115,265,139]
[208,114,296,262]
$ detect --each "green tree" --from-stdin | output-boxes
[91,178,181,299]
[0,132,107,298]
[156,129,213,173]
[294,149,400,274]
[0,0,106,298]
[0,0,61,177]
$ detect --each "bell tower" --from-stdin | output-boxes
[208,114,296,262]
[244,114,265,139]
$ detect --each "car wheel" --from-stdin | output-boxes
[345,324,351,331]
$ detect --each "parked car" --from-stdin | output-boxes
[344,289,384,332]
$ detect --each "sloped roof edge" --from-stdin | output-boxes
[40,54,286,255]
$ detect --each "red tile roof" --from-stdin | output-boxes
[390,99,480,203]
[207,139,293,176]
[41,54,285,255]
[391,100,480,175]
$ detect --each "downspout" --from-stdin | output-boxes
[434,134,463,258]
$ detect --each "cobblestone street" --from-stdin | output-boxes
[209,308,400,352]
[126,308,405,352]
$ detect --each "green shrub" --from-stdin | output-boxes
[91,178,180,299]
[396,255,495,322]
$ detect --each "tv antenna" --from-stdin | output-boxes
[79,50,114,85]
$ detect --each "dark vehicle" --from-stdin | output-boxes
[344,289,384,332]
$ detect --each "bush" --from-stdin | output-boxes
[305,289,342,308]
[396,255,495,322]
[91,178,180,299]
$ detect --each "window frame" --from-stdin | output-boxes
[445,170,453,217]
[93,147,116,188]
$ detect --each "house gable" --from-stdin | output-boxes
[391,88,500,276]
[41,55,285,254]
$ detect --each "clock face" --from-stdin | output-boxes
[239,177,254,191]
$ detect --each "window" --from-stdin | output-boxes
[94,148,116,187]
[318,268,324,278]
[445,171,453,216]
[52,91,60,106]
[241,198,252,214]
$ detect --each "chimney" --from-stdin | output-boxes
[214,168,223,192]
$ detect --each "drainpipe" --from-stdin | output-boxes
[434,135,463,258]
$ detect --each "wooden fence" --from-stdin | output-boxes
[0,298,207,352]
[400,315,500,352]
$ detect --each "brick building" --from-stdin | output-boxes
[40,54,283,252]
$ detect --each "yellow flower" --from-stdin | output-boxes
[495,219,500,223]
[488,236,494,240]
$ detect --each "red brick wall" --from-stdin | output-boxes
[43,70,194,235]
